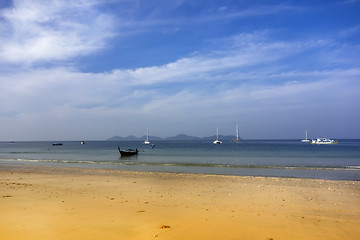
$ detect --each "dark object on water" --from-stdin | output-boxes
[52,142,63,146]
[118,147,138,156]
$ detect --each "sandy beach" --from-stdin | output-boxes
[1,164,359,240]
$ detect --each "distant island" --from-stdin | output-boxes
[108,134,240,141]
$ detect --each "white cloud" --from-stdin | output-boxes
[108,32,322,87]
[339,0,359,4]
[0,0,114,65]
[338,25,360,38]
[112,2,303,35]
[1,29,359,120]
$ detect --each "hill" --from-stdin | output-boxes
[108,134,239,141]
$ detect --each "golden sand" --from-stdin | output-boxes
[1,165,359,240]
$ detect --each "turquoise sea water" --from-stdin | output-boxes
[1,140,360,180]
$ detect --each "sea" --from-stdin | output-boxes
[1,139,360,180]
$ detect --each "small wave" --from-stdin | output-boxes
[1,158,359,172]
[346,166,360,170]
[1,158,99,165]
[118,162,360,171]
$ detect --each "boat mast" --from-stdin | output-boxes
[236,125,239,141]
[144,128,150,144]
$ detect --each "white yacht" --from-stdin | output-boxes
[310,138,338,145]
[301,130,310,143]
[143,128,150,144]
[213,128,222,144]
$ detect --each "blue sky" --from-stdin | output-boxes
[0,0,359,140]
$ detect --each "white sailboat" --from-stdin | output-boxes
[213,128,222,144]
[143,128,150,144]
[301,130,310,143]
[232,124,240,142]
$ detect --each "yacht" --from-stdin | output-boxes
[232,124,240,142]
[213,128,222,144]
[301,130,310,143]
[310,138,338,145]
[143,128,150,144]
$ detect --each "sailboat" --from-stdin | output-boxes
[301,130,310,143]
[143,128,150,144]
[232,125,240,142]
[213,128,222,144]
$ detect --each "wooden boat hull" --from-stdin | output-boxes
[118,147,138,156]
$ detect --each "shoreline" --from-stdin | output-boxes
[2,160,360,181]
[1,164,360,239]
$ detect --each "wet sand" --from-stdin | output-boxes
[1,164,359,240]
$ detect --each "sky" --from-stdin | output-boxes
[0,0,359,141]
